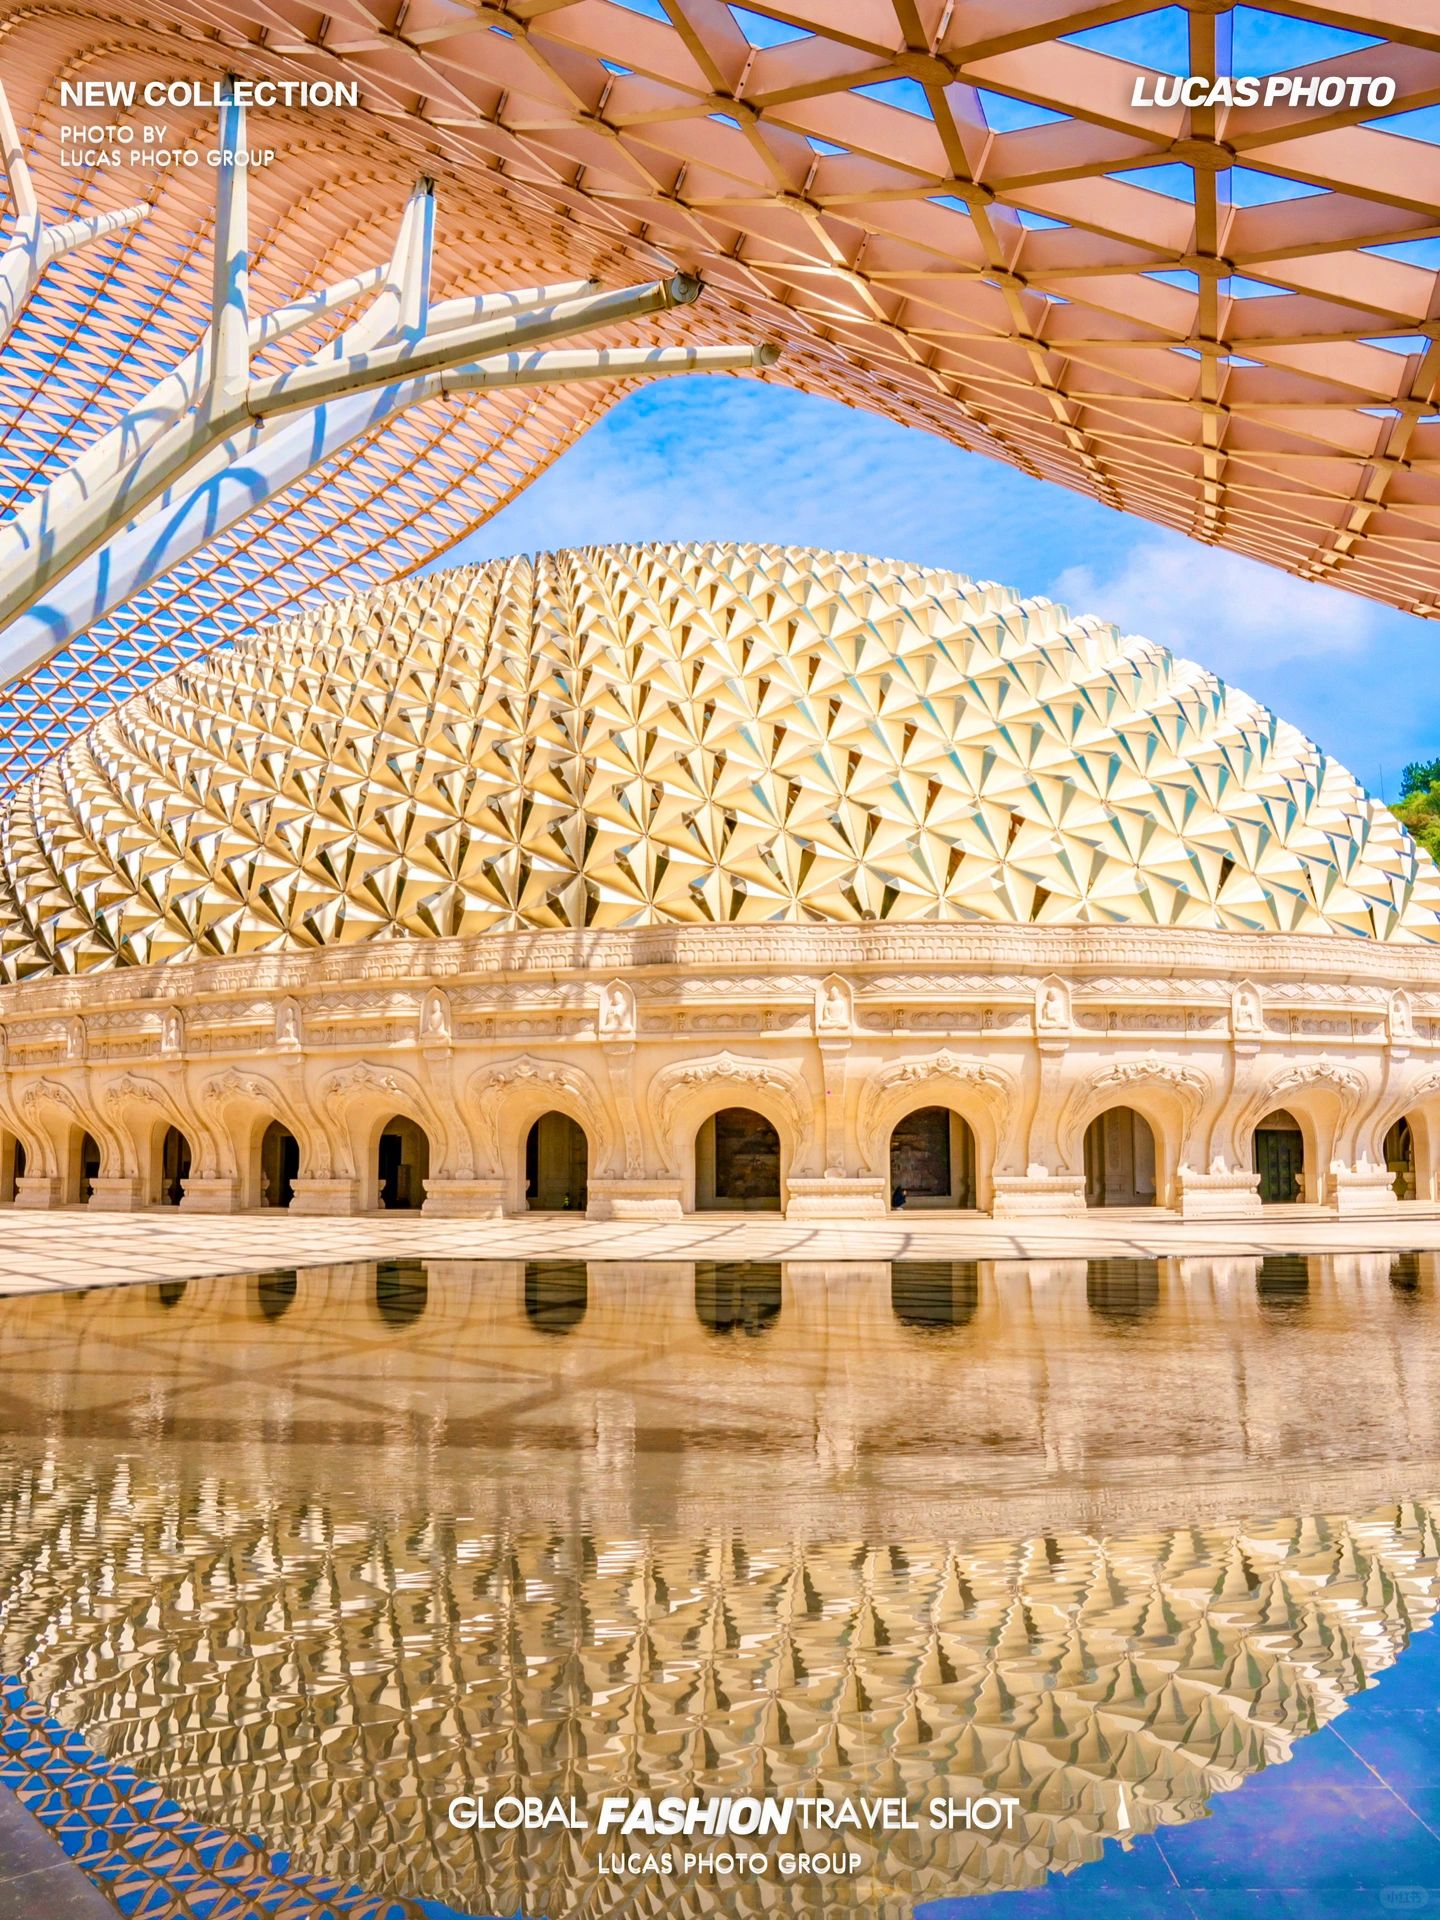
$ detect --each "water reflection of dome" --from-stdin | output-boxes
[1,1444,1436,1919]
[2,1263,1440,1916]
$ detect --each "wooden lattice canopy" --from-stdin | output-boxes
[1,0,1438,782]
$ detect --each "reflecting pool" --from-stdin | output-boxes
[2,1254,1440,1917]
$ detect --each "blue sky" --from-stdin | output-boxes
[448,375,1440,801]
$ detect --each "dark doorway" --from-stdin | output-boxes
[377,1116,429,1211]
[1384,1117,1416,1200]
[2,1137,23,1204]
[888,1108,978,1209]
[158,1126,191,1207]
[259,1121,299,1208]
[1253,1110,1304,1203]
[77,1131,100,1204]
[525,1113,588,1211]
[696,1108,781,1211]
[1083,1108,1157,1206]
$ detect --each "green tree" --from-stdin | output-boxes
[1394,759,1440,864]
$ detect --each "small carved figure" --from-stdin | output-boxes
[819,979,849,1028]
[599,980,634,1035]
[1038,984,1067,1028]
[275,1000,300,1044]
[422,989,451,1042]
[1233,984,1262,1034]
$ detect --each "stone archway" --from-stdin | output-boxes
[887,1106,977,1210]
[258,1120,300,1209]
[71,1129,101,1206]
[695,1107,782,1212]
[524,1112,589,1212]
[1083,1106,1157,1207]
[0,1133,24,1205]
[376,1116,430,1212]
[1384,1117,1417,1200]
[155,1125,193,1207]
[1253,1109,1306,1204]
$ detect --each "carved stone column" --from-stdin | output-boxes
[791,974,884,1214]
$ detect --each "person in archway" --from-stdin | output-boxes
[891,1182,907,1209]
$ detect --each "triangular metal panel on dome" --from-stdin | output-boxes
[0,541,1435,976]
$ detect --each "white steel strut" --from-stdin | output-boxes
[0,80,775,682]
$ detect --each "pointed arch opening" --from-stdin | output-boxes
[258,1120,300,1209]
[155,1125,192,1207]
[377,1116,430,1211]
[525,1112,588,1212]
[887,1107,976,1210]
[1083,1106,1156,1207]
[695,1108,781,1212]
[1385,1117,1416,1200]
[1253,1109,1305,1204]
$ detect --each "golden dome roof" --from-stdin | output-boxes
[1,542,1436,976]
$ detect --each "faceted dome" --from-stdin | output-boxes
[2,542,1437,976]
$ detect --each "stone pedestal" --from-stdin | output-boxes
[586,1177,684,1221]
[421,1176,506,1218]
[783,1175,888,1218]
[990,1172,1086,1219]
[180,1176,242,1214]
[1176,1168,1262,1219]
[14,1174,63,1209]
[1331,1166,1400,1215]
[289,1176,361,1216]
[87,1175,147,1212]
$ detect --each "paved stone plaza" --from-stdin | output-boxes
[7,1205,1440,1299]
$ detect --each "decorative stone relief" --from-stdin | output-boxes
[420,987,452,1047]
[650,1054,814,1173]
[597,979,636,1040]
[1036,976,1071,1032]
[815,975,853,1035]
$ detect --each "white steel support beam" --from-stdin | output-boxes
[4,344,775,674]
[0,80,776,688]
[0,81,147,351]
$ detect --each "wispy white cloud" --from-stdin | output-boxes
[451,375,1440,789]
[1050,534,1378,685]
